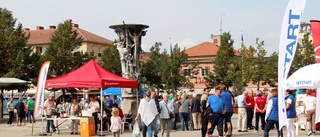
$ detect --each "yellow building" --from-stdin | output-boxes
[25,19,113,59]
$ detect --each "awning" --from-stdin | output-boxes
[0,78,29,85]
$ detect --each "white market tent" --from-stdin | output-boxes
[0,78,29,85]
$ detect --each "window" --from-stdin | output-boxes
[184,68,192,76]
[90,44,94,53]
[42,47,46,53]
[98,45,101,57]
[201,67,209,77]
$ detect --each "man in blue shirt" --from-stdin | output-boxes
[220,85,233,137]
[206,85,226,137]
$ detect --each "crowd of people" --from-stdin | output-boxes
[6,97,35,127]
[5,93,125,136]
[135,86,318,137]
[5,86,317,137]
[42,94,125,136]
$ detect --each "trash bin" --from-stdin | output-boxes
[80,117,95,137]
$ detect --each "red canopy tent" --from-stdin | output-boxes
[44,60,137,136]
[45,60,137,89]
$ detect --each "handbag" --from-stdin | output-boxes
[165,103,175,119]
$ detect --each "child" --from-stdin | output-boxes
[110,108,122,137]
[264,88,283,137]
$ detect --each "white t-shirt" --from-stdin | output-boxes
[44,99,56,115]
[304,96,316,111]
[88,100,100,112]
[7,102,14,111]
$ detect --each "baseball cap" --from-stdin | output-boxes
[49,93,54,97]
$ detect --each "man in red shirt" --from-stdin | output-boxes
[254,90,266,132]
[246,91,255,130]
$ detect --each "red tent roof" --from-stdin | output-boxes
[45,60,138,88]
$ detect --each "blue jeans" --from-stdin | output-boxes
[141,119,154,137]
[46,115,56,133]
[264,120,283,137]
[28,110,35,123]
[171,113,178,129]
[179,112,189,131]
[154,115,160,135]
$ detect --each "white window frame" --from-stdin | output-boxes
[201,67,209,77]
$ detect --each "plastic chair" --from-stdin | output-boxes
[122,115,133,132]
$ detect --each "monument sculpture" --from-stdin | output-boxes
[109,23,148,114]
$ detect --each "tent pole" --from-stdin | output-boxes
[99,88,105,136]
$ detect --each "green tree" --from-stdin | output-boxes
[241,38,274,90]
[209,32,236,89]
[0,8,40,118]
[139,42,163,89]
[42,20,94,95]
[100,43,121,76]
[264,52,278,87]
[289,33,315,76]
[251,39,268,90]
[161,44,194,92]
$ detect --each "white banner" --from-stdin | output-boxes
[278,0,306,130]
[317,89,320,124]
[34,61,50,117]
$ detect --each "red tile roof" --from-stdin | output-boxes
[140,52,150,63]
[185,42,219,57]
[185,41,241,57]
[26,27,112,45]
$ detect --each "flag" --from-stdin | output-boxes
[278,0,306,131]
[310,20,320,124]
[310,20,320,63]
[241,33,244,46]
[240,32,245,56]
[34,61,50,117]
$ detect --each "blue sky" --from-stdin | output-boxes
[1,0,320,56]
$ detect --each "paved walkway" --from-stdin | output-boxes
[0,114,315,137]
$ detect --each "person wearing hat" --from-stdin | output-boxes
[27,97,35,123]
[44,93,56,133]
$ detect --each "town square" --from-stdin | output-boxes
[1,1,320,137]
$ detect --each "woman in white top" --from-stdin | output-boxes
[69,97,81,135]
[135,90,158,137]
[304,89,317,136]
[110,108,122,137]
[87,95,100,134]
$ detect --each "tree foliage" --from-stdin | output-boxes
[0,8,40,87]
[100,43,121,76]
[289,33,315,76]
[161,44,194,92]
[42,20,94,78]
[208,32,236,89]
[41,20,94,94]
[139,42,163,89]
[241,38,277,90]
[0,8,40,118]
[140,43,195,92]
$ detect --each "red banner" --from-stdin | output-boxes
[310,20,320,63]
